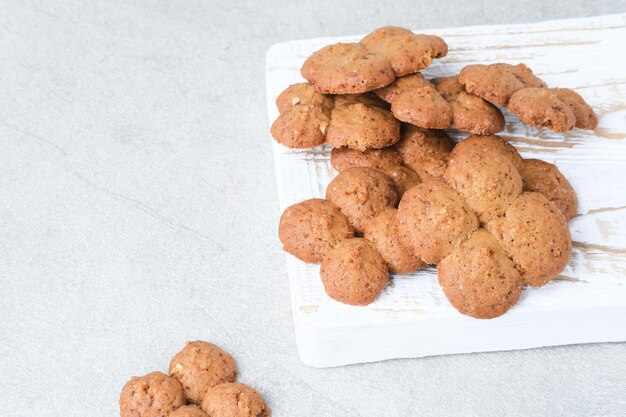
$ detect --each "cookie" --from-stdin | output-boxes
[432,76,505,134]
[360,26,448,76]
[438,229,522,319]
[450,134,522,171]
[326,94,400,151]
[519,159,578,220]
[363,208,424,274]
[458,63,545,106]
[382,165,421,197]
[486,192,572,287]
[120,372,186,417]
[325,167,399,233]
[375,73,452,129]
[170,406,210,417]
[278,198,355,263]
[319,238,389,305]
[551,88,598,129]
[330,147,402,172]
[508,88,576,132]
[200,383,270,417]
[301,43,395,94]
[275,82,334,113]
[394,125,455,181]
[397,181,479,264]
[445,144,523,223]
[169,341,238,404]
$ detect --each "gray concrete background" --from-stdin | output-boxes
[1,1,625,416]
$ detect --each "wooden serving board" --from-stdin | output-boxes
[265,14,626,368]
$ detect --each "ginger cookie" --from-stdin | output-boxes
[394,125,455,181]
[330,147,402,172]
[301,43,395,94]
[438,229,522,319]
[397,181,479,264]
[551,88,598,129]
[458,63,545,106]
[319,238,389,305]
[486,192,572,287]
[508,88,576,132]
[364,208,424,274]
[445,145,523,224]
[520,159,578,220]
[326,167,398,233]
[200,383,270,417]
[432,76,505,134]
[382,165,421,197]
[326,94,400,151]
[170,406,210,417]
[119,371,186,417]
[450,134,522,171]
[375,73,452,129]
[278,198,354,263]
[169,341,237,405]
[360,26,448,76]
[275,82,334,113]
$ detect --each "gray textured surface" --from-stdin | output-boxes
[1,1,625,416]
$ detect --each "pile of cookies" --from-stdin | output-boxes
[272,26,596,319]
[119,341,270,417]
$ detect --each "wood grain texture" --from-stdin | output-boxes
[266,14,626,367]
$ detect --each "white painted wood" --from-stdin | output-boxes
[265,14,626,368]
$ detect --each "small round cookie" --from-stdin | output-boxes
[360,27,448,76]
[486,192,572,287]
[170,406,210,417]
[382,165,421,197]
[169,341,237,405]
[519,159,578,220]
[275,83,334,114]
[270,105,330,148]
[508,88,576,132]
[364,208,424,274]
[326,97,400,151]
[432,76,505,135]
[458,63,545,106]
[450,134,522,171]
[550,88,598,130]
[200,383,270,417]
[326,167,399,233]
[319,238,389,305]
[120,372,186,417]
[438,229,523,319]
[374,72,432,103]
[301,42,395,94]
[445,146,523,223]
[278,198,355,263]
[397,181,479,264]
[395,125,455,181]
[330,147,402,172]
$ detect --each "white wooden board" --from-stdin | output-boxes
[265,14,626,368]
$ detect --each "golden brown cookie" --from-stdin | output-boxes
[458,63,545,106]
[397,181,479,264]
[325,167,399,233]
[394,125,455,181]
[319,238,389,305]
[519,159,578,220]
[278,198,355,263]
[169,341,237,405]
[438,229,523,319]
[301,43,395,94]
[432,76,505,134]
[363,208,424,274]
[330,147,402,172]
[275,82,334,113]
[550,88,598,129]
[374,73,452,129]
[508,88,576,132]
[360,27,448,76]
[486,192,572,287]
[200,383,270,417]
[120,372,186,417]
[170,406,210,417]
[445,145,523,224]
[382,165,421,197]
[450,134,522,171]
[326,94,400,151]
